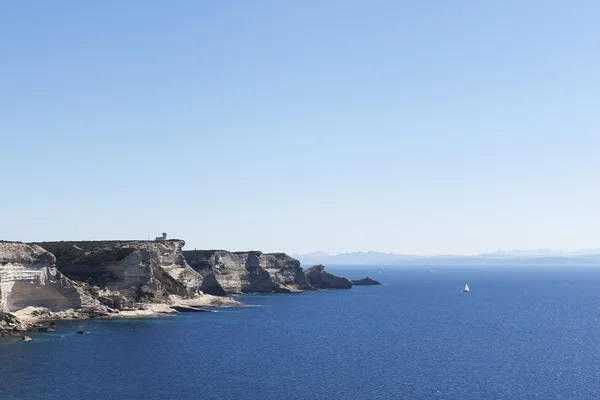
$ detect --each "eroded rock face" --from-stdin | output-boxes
[0,311,23,336]
[184,250,313,294]
[304,265,353,289]
[351,277,381,285]
[0,242,102,313]
[37,240,203,306]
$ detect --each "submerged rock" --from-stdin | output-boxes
[21,335,32,341]
[351,277,381,286]
[170,305,213,312]
[37,326,56,332]
[304,265,353,289]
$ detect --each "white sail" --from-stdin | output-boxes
[464,284,470,292]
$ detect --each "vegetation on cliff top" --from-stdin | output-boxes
[34,241,139,267]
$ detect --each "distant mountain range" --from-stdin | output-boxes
[292,249,600,267]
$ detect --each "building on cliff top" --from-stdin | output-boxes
[155,232,167,241]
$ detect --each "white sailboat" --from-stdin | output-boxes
[463,284,470,292]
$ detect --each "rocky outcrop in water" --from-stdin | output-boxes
[351,277,381,285]
[304,265,353,289]
[184,250,313,295]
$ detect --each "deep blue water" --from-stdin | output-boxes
[2,266,600,399]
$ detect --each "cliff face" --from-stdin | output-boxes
[37,240,203,307]
[184,250,313,295]
[304,265,353,289]
[0,241,104,313]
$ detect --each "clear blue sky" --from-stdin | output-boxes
[1,1,599,255]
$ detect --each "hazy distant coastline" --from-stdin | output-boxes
[293,250,600,267]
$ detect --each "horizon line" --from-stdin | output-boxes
[293,248,600,258]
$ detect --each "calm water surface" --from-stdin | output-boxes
[2,266,600,399]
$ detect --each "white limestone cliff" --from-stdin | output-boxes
[37,240,235,308]
[0,242,102,313]
[184,250,314,295]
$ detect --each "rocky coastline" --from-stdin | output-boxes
[0,239,380,337]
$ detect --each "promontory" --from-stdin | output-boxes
[0,239,380,336]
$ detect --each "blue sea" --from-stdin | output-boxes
[2,266,600,400]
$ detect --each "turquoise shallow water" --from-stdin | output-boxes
[2,266,600,399]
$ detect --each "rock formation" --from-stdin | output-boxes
[1,311,24,336]
[0,241,105,314]
[351,277,381,285]
[0,240,245,334]
[0,241,112,334]
[1,238,381,333]
[184,250,313,295]
[37,240,204,307]
[304,265,353,289]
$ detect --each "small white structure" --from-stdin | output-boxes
[155,232,167,241]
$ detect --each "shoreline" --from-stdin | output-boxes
[0,241,379,339]
[2,294,246,338]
